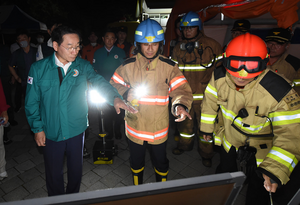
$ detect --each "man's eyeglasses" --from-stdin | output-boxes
[181,26,198,31]
[61,45,82,52]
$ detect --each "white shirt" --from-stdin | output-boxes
[36,38,53,61]
[105,46,114,52]
[54,53,72,75]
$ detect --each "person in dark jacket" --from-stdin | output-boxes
[115,26,132,59]
[9,29,37,112]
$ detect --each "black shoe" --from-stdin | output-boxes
[4,139,13,145]
[83,148,90,158]
[10,120,18,126]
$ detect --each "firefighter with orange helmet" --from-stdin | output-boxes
[200,33,300,204]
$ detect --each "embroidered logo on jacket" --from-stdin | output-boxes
[284,93,300,109]
[73,69,79,77]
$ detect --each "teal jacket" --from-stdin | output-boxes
[25,53,122,142]
[93,46,126,81]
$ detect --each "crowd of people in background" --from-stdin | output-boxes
[0,12,300,205]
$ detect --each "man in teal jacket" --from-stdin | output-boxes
[25,25,136,196]
[93,28,126,139]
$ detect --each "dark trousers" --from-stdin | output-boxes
[15,83,26,111]
[216,145,269,204]
[128,139,169,173]
[217,145,300,205]
[43,133,84,196]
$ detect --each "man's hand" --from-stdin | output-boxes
[175,105,192,122]
[203,134,212,142]
[114,97,138,114]
[0,111,9,125]
[35,131,46,147]
[263,174,278,193]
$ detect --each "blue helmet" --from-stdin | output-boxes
[180,11,202,30]
[134,19,165,46]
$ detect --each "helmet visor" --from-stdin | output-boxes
[224,55,268,73]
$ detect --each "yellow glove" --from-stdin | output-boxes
[131,99,139,107]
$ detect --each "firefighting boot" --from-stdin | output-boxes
[154,168,168,182]
[198,135,214,167]
[172,134,195,155]
[131,167,144,185]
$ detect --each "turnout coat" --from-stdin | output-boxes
[200,66,300,185]
[110,53,193,145]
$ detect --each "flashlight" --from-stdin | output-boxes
[131,85,148,107]
[89,90,106,104]
[134,85,148,98]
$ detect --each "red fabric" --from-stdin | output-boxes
[81,43,103,65]
[0,79,10,113]
[164,0,300,56]
[117,44,125,49]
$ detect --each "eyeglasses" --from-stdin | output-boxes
[61,45,82,52]
[181,26,198,31]
[223,55,268,74]
[266,42,284,49]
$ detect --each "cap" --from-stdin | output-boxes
[231,19,251,32]
[265,28,291,44]
[117,26,128,33]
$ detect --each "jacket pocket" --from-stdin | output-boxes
[38,80,52,92]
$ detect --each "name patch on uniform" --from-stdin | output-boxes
[284,93,300,109]
[27,76,33,84]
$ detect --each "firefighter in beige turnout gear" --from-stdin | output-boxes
[201,33,300,205]
[110,19,193,185]
[265,27,300,96]
[171,11,222,167]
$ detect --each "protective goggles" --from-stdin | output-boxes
[223,55,268,73]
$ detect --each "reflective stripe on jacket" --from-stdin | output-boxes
[201,66,300,185]
[171,32,223,104]
[110,53,193,145]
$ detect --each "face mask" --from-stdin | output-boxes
[91,43,97,47]
[37,38,44,43]
[19,41,28,48]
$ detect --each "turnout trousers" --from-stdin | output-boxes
[128,139,169,184]
[177,102,214,158]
